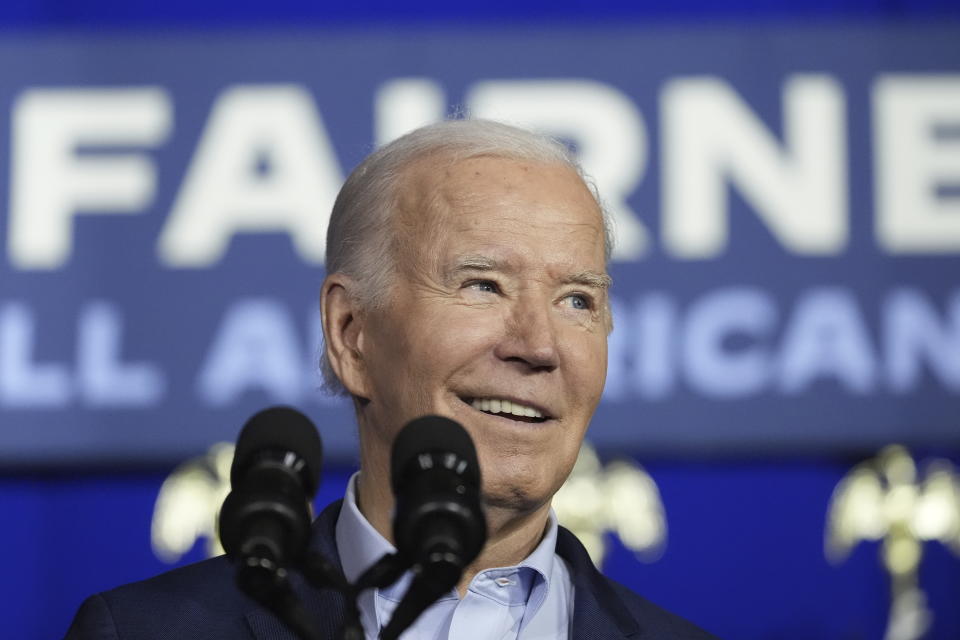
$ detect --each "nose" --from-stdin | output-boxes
[494,297,560,371]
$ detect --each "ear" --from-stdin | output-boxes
[320,273,371,400]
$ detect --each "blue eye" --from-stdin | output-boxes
[566,294,591,310]
[468,280,499,294]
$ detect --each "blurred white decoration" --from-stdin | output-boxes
[154,440,668,568]
[825,445,960,640]
[151,442,234,562]
[553,443,667,567]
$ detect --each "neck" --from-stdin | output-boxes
[457,502,551,595]
[354,463,552,597]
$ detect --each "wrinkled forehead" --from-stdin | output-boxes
[391,154,602,247]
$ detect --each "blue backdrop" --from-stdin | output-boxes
[1,1,959,639]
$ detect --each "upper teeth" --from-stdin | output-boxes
[471,398,544,418]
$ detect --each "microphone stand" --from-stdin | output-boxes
[236,547,368,640]
[235,555,324,640]
[299,550,414,640]
[315,549,461,640]
[377,555,462,640]
[300,551,365,640]
[239,545,414,640]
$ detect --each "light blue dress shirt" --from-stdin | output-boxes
[334,473,574,640]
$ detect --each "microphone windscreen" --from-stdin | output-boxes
[390,415,479,492]
[231,406,323,494]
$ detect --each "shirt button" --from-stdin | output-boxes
[495,577,515,587]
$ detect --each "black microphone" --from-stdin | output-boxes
[219,406,323,601]
[380,415,486,640]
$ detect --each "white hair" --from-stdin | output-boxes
[321,118,614,395]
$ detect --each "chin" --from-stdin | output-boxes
[480,472,557,515]
[482,488,542,514]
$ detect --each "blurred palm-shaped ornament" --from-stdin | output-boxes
[825,445,960,640]
[151,442,234,563]
[553,443,666,567]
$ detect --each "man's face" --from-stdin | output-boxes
[356,155,610,513]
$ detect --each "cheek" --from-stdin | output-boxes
[421,310,505,358]
[377,314,502,412]
[362,319,422,406]
[563,331,608,398]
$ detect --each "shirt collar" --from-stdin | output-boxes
[520,508,560,585]
[335,472,398,585]
[334,471,559,608]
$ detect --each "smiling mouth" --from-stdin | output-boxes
[459,396,550,424]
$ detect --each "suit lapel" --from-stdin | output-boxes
[245,501,350,640]
[557,527,641,639]
[243,504,643,639]
[244,583,348,640]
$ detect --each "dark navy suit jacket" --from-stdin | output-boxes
[66,500,717,639]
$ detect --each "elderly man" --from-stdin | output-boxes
[67,120,716,639]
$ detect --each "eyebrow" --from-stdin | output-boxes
[452,255,499,273]
[563,271,612,290]
[450,254,612,290]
